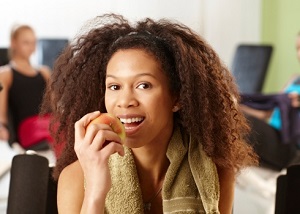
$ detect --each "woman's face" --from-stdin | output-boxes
[105,49,177,148]
[296,35,300,62]
[11,29,36,59]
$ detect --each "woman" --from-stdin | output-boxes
[240,32,300,170]
[42,14,257,213]
[0,25,52,151]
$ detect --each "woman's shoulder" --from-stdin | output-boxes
[0,65,12,75]
[0,65,13,86]
[282,74,300,90]
[287,73,300,83]
[59,160,83,182]
[57,160,85,212]
[37,65,51,80]
[58,160,84,193]
[58,160,84,198]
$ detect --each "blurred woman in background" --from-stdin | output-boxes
[0,25,54,154]
[240,32,300,170]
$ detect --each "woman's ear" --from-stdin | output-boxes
[172,105,180,112]
[172,98,180,112]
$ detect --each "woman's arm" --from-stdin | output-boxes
[240,104,273,121]
[288,92,300,108]
[58,111,125,214]
[0,67,12,140]
[217,167,235,214]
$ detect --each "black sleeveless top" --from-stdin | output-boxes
[8,67,46,131]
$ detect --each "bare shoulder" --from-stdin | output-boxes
[38,65,52,80]
[289,73,300,80]
[59,160,83,178]
[57,160,84,213]
[281,74,300,90]
[0,65,12,86]
[0,65,11,75]
[59,160,84,187]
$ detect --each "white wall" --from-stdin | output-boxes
[0,0,203,45]
[0,0,261,67]
[202,0,262,66]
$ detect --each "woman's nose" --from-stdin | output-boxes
[117,89,138,108]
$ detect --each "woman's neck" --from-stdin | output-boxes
[10,57,37,76]
[132,121,174,182]
[132,143,169,213]
[133,146,169,184]
[11,56,31,67]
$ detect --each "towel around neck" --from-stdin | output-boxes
[105,125,220,214]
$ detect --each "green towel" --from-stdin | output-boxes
[105,126,220,213]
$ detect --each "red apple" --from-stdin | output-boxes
[87,113,126,143]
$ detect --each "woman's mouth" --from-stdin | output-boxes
[119,116,145,134]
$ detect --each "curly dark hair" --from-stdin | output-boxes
[42,13,257,179]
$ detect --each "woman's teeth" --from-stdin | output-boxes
[119,117,144,124]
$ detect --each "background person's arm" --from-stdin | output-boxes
[280,74,300,91]
[240,104,273,121]
[0,67,12,141]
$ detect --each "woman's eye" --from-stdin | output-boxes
[108,85,120,90]
[137,83,151,89]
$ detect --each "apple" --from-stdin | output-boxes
[87,113,126,143]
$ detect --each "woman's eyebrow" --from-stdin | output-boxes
[106,73,158,79]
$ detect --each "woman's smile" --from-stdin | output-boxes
[118,115,145,135]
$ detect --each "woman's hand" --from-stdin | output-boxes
[0,124,9,141]
[288,92,300,108]
[74,111,125,202]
